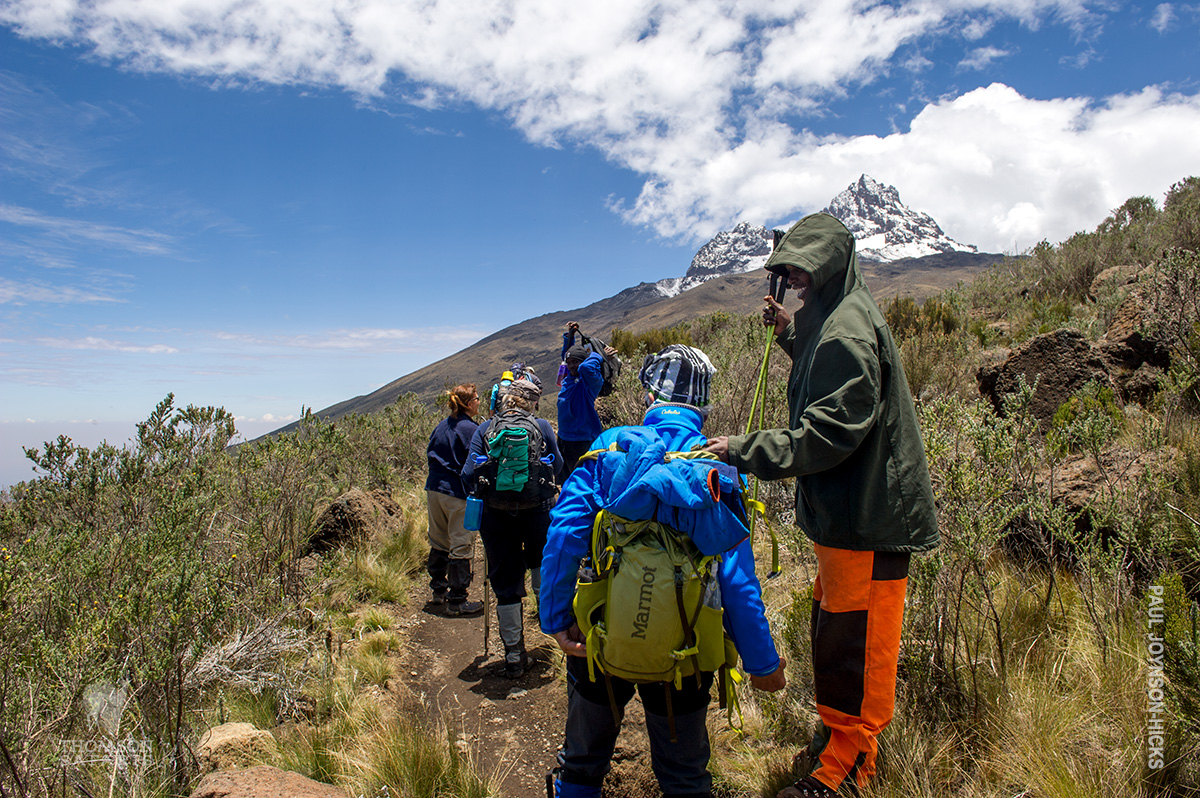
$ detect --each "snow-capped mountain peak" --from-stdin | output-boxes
[653,221,772,298]
[648,175,979,298]
[822,174,976,262]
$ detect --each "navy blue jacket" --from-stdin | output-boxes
[424,413,479,499]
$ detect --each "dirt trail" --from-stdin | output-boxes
[391,547,661,798]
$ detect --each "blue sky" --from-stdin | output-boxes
[2,0,1199,487]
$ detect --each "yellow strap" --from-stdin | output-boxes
[577,442,622,464]
[584,445,719,464]
[590,510,607,563]
[670,644,700,661]
[725,667,745,734]
[585,624,606,683]
[664,449,719,461]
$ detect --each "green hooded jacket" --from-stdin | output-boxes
[725,213,938,552]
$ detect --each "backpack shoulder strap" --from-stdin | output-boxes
[577,441,621,465]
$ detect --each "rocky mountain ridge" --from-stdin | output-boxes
[823,174,977,262]
[654,221,775,298]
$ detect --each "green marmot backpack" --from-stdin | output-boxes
[570,449,744,731]
[475,409,556,510]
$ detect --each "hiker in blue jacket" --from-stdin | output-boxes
[557,321,615,471]
[541,345,787,798]
[462,378,565,678]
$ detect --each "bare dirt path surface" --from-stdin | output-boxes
[390,548,661,798]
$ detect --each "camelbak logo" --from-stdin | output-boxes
[631,566,656,639]
[662,409,681,415]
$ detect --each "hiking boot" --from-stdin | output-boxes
[503,647,528,679]
[792,724,831,778]
[498,603,526,677]
[429,592,447,606]
[779,775,838,797]
[445,600,484,617]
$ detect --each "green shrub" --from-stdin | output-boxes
[884,295,962,341]
[897,328,974,401]
[1157,573,1200,731]
[2,396,240,789]
[1145,248,1200,408]
[1161,176,1200,252]
[1048,380,1125,458]
[609,321,694,358]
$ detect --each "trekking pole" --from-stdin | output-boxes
[745,234,788,579]
[482,547,491,657]
[745,324,781,578]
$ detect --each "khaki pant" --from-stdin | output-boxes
[425,490,473,559]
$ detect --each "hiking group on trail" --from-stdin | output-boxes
[423,213,939,798]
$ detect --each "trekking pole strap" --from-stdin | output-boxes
[724,666,745,733]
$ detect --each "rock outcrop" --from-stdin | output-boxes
[307,488,404,553]
[977,328,1117,426]
[1096,271,1171,403]
[196,723,278,774]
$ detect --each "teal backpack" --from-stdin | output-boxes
[474,409,556,510]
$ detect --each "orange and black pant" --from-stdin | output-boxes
[808,543,910,792]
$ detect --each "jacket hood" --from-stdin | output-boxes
[588,426,750,555]
[764,213,862,311]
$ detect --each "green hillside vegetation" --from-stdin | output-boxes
[3,177,1200,797]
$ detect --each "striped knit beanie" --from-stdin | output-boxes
[637,345,715,407]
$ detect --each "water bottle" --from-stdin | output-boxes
[464,495,484,531]
[702,573,721,609]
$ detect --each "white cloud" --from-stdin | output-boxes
[0,276,120,304]
[0,203,174,255]
[1,0,1196,253]
[213,326,484,352]
[35,336,178,353]
[958,46,1012,71]
[617,83,1200,252]
[1150,3,1174,32]
[259,413,296,423]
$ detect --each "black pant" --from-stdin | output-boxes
[559,656,714,797]
[558,438,593,473]
[478,504,550,605]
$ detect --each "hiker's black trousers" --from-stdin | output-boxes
[557,438,592,473]
[479,504,550,605]
[558,656,714,798]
